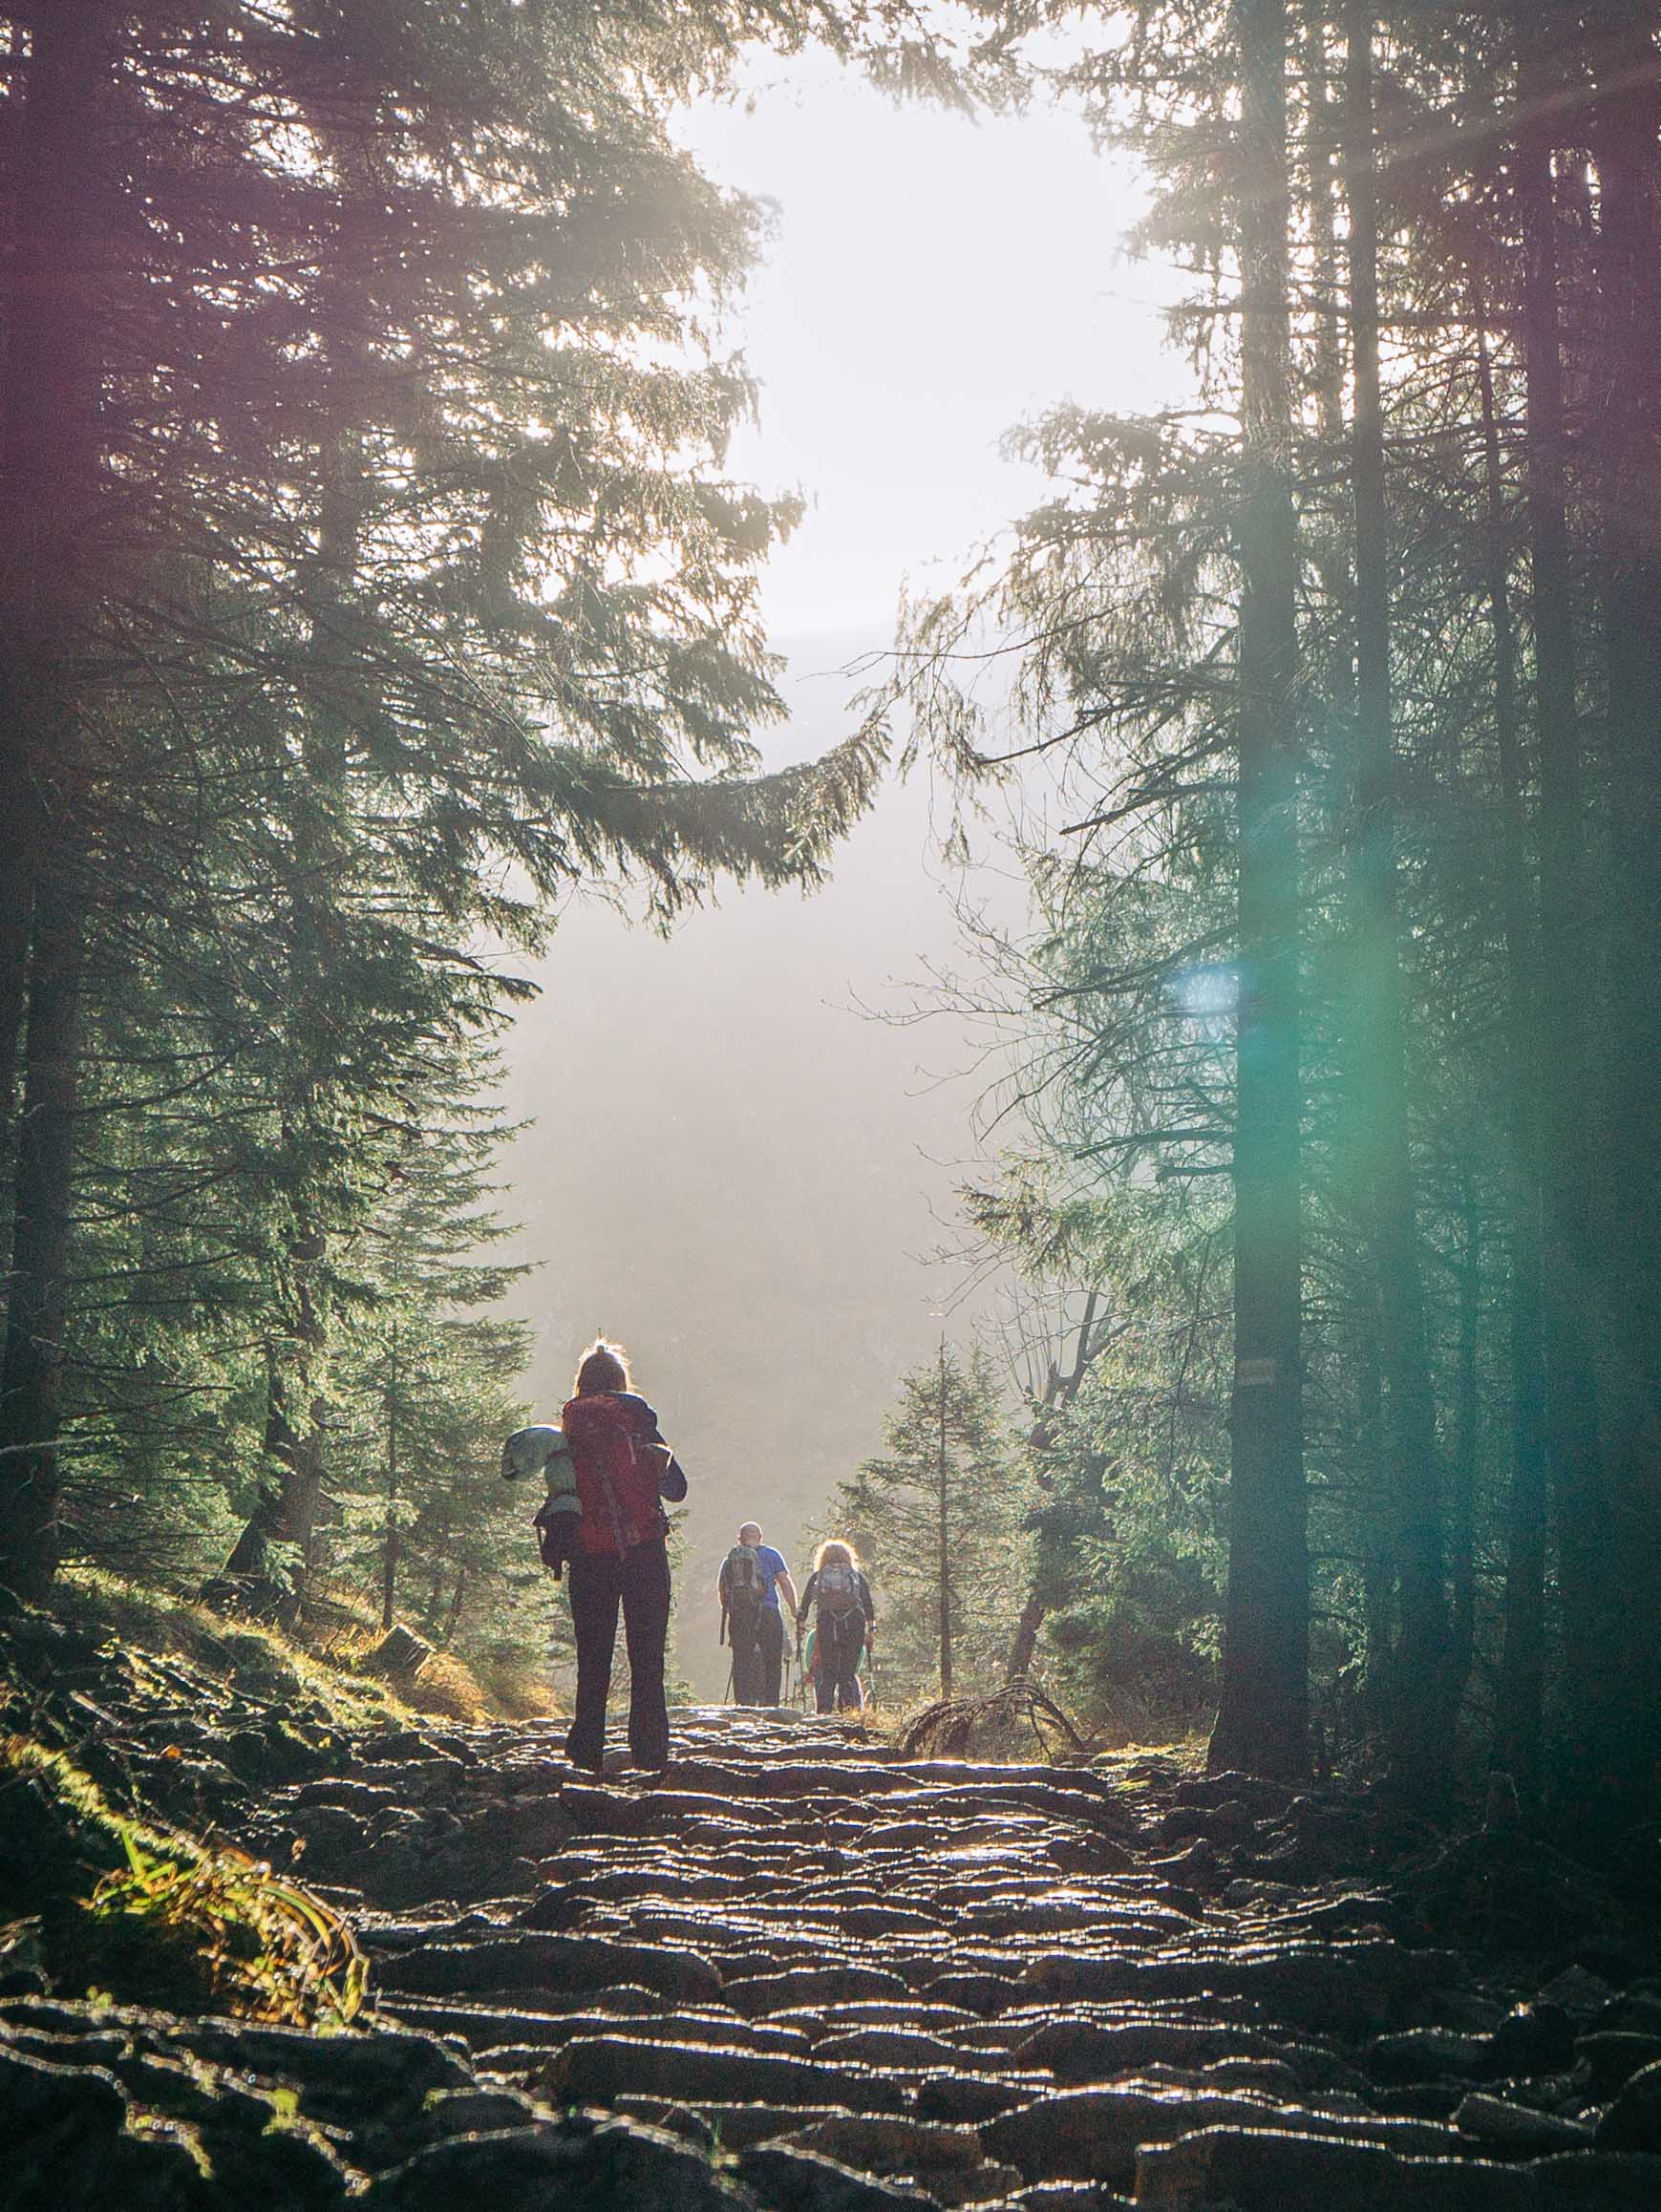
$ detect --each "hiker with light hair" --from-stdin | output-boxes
[557,1338,687,1773]
[718,1520,798,1705]
[799,1538,875,1713]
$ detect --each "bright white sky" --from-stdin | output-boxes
[676,47,1184,662]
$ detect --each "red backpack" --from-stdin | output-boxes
[561,1393,670,1556]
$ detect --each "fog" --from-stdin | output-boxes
[495,54,1178,1692]
[498,643,1020,1693]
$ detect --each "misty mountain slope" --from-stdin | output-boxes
[500,655,1021,1694]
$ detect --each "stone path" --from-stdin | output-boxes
[8,1695,1661,2208]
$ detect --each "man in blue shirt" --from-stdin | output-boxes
[719,1521,799,1706]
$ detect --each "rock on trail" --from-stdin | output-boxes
[6,1701,1661,2209]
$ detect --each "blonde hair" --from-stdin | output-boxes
[814,1538,859,1573]
[574,1337,630,1395]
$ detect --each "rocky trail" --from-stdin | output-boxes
[6,1608,1661,2209]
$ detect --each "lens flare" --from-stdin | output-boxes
[1172,965,1239,1020]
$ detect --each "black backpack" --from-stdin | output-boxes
[723,1543,767,1615]
[533,1498,580,1580]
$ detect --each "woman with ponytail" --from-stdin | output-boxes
[559,1338,686,1772]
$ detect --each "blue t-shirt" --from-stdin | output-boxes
[755,1544,789,1610]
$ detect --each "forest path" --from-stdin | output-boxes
[263,1703,1656,2207]
[7,1670,1661,2210]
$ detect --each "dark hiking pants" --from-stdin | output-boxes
[732,1603,784,1705]
[565,1539,671,1771]
[755,1604,785,1704]
[814,1612,864,1712]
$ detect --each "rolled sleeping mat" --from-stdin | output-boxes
[500,1425,579,1505]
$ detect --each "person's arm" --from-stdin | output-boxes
[776,1568,800,1623]
[626,1395,686,1500]
[796,1573,815,1643]
[620,1393,663,1437]
[860,1574,876,1634]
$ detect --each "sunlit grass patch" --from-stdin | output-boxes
[55,1567,399,1733]
[53,1564,563,1725]
[88,1827,366,2028]
[0,1735,365,2027]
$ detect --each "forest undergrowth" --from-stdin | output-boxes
[0,1569,572,2024]
[51,1570,556,1731]
[0,1580,386,2026]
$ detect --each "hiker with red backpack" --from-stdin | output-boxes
[558,1339,687,1773]
[798,1539,876,1712]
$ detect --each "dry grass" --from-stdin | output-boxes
[394,1650,494,1724]
[313,1616,560,1725]
[1,1736,365,2027]
[59,1566,560,1728]
[468,1648,562,1721]
[87,1828,367,2027]
[56,1569,399,1733]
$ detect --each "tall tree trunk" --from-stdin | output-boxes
[1006,1592,1047,1684]
[1209,0,1309,1781]
[1302,3,1346,457]
[0,2,109,1590]
[1474,291,1549,1810]
[217,79,390,1616]
[1449,1180,1480,1709]
[443,1563,466,1647]
[381,1326,400,1632]
[1343,1,1448,1779]
[0,5,100,1144]
[220,434,362,1617]
[221,1336,328,1625]
[1515,10,1610,1823]
[0,883,84,1589]
[0,2,26,1153]
[1586,4,1661,1831]
[936,1340,953,1697]
[1355,1287,1393,1733]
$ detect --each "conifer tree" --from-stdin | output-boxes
[878,0,1661,1827]
[839,1345,1026,1701]
[1207,0,1309,1783]
[329,1059,539,1652]
[1584,0,1661,1829]
[0,0,888,1596]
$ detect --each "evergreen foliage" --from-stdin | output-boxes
[0,0,896,1621]
[4,0,1658,1835]
[878,0,1661,1829]
[838,1343,1029,1703]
